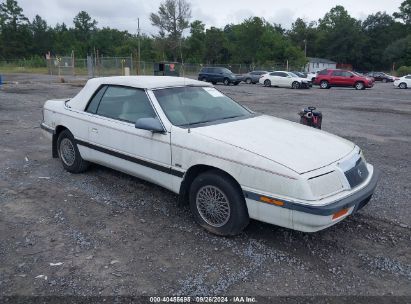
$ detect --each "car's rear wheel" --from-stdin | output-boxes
[245,78,252,84]
[189,170,249,236]
[355,81,365,90]
[57,129,89,173]
[320,80,329,89]
[211,81,217,85]
[223,78,230,86]
[264,79,271,87]
[399,82,407,89]
[200,77,207,82]
[234,82,239,85]
[382,78,387,83]
[292,81,300,89]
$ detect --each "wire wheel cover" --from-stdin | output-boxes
[196,185,231,227]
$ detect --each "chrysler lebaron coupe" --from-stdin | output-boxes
[41,76,379,235]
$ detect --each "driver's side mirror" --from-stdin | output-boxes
[135,117,165,134]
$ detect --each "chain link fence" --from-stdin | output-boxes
[0,57,303,77]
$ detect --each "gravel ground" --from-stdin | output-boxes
[0,74,410,300]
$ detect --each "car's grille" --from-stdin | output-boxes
[344,158,369,188]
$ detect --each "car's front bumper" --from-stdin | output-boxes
[243,167,380,232]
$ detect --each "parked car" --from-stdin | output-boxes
[366,72,394,82]
[41,76,379,235]
[198,67,243,85]
[259,71,311,89]
[393,74,411,89]
[243,70,269,84]
[290,71,313,87]
[306,71,317,82]
[290,71,307,78]
[314,69,374,90]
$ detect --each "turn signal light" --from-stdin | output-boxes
[260,196,284,206]
[332,208,349,220]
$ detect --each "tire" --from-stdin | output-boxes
[382,78,387,83]
[189,170,249,236]
[57,129,89,173]
[211,81,217,85]
[355,82,365,90]
[320,80,329,89]
[264,79,271,87]
[234,82,239,85]
[223,78,230,86]
[245,78,252,84]
[292,81,300,89]
[399,82,407,89]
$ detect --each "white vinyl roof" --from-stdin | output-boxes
[67,76,212,110]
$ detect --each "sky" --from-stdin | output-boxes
[17,0,404,36]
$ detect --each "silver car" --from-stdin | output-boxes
[243,70,269,84]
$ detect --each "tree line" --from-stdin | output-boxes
[0,0,410,71]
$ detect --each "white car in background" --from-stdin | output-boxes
[307,71,317,82]
[41,76,379,236]
[259,71,311,89]
[393,75,411,89]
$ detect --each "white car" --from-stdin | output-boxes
[259,71,311,89]
[41,76,379,235]
[306,71,317,82]
[393,75,411,89]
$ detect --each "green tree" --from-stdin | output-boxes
[204,27,229,63]
[316,6,366,68]
[30,15,52,55]
[393,0,411,25]
[0,0,31,58]
[185,20,205,63]
[150,0,191,61]
[73,11,97,56]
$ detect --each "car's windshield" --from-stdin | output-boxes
[153,86,251,126]
[288,72,299,77]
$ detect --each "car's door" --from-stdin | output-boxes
[268,72,280,86]
[341,71,355,86]
[278,72,291,87]
[330,70,344,86]
[84,85,173,190]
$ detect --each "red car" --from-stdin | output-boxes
[314,69,374,90]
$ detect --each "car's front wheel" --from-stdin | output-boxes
[264,79,271,87]
[189,170,249,236]
[320,80,329,89]
[57,129,89,173]
[355,81,365,90]
[399,82,407,89]
[292,81,300,89]
[245,78,252,84]
[223,78,230,86]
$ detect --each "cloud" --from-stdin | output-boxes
[16,0,404,34]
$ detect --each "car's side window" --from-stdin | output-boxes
[96,86,156,123]
[332,70,342,76]
[405,76,411,79]
[342,71,352,77]
[86,85,107,114]
[269,72,276,76]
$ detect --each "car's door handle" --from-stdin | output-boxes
[91,128,98,133]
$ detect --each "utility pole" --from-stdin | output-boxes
[303,39,307,57]
[137,18,141,75]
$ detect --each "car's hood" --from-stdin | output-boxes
[193,115,355,174]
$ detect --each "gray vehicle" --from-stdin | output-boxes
[198,67,243,85]
[243,70,269,84]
